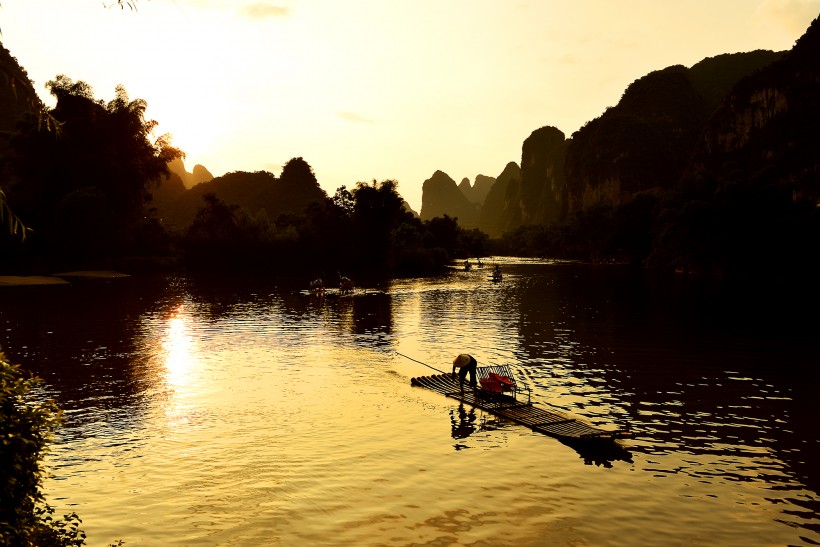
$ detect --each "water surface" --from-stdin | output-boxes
[1,260,818,546]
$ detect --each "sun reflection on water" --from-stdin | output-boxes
[159,305,201,430]
[163,306,194,389]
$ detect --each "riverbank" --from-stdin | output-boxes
[0,270,130,286]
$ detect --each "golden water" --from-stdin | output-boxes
[1,260,817,546]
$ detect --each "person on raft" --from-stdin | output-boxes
[452,354,478,390]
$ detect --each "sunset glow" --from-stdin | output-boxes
[1,0,817,210]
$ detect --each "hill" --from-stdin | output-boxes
[419,170,480,228]
[420,48,785,234]
[477,162,521,238]
[687,18,819,202]
[167,157,214,189]
[151,157,327,230]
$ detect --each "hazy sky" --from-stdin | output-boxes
[2,1,817,211]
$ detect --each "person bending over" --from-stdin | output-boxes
[452,354,478,390]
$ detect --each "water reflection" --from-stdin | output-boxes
[179,273,284,321]
[0,276,177,412]
[351,293,392,342]
[450,403,477,449]
[0,265,818,545]
[560,438,634,468]
[509,264,819,535]
[163,306,195,389]
[394,262,819,541]
[446,398,633,466]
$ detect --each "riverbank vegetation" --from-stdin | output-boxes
[0,76,489,278]
[494,173,820,283]
[2,71,818,287]
[0,352,93,546]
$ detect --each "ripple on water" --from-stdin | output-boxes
[11,267,814,545]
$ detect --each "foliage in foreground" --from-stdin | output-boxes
[0,352,89,546]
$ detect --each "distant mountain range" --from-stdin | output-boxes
[167,157,214,189]
[420,16,819,238]
[3,16,818,240]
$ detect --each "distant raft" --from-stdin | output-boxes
[411,366,630,441]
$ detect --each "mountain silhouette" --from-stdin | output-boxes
[687,17,819,201]
[152,158,327,229]
[166,157,214,189]
[563,49,783,220]
[477,161,521,238]
[419,170,480,228]
[420,46,787,235]
[458,174,495,205]
[2,15,815,254]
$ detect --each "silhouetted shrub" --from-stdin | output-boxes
[0,352,89,546]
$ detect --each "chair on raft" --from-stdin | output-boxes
[475,364,530,404]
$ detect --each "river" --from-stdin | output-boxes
[1,259,818,546]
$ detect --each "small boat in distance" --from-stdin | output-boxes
[309,277,325,296]
[490,264,502,282]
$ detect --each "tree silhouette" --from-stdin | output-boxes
[425,214,460,252]
[6,76,182,264]
[352,180,406,269]
[332,186,355,216]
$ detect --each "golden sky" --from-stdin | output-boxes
[2,0,817,211]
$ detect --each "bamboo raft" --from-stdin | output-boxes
[411,370,630,442]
